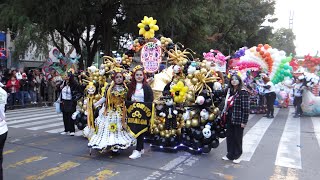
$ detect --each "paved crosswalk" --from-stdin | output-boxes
[5,107,82,136]
[4,106,320,178]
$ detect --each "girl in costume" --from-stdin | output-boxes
[126,66,154,159]
[88,68,136,152]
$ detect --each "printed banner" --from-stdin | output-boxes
[125,101,153,138]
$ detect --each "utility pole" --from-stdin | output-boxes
[289,10,294,30]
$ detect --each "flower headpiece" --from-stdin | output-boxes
[133,65,146,74]
[227,69,242,79]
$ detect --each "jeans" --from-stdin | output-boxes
[8,93,18,107]
[29,90,37,102]
[20,91,30,107]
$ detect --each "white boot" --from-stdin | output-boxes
[129,150,141,159]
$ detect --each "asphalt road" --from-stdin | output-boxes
[3,107,320,180]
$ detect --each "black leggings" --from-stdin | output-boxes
[62,112,75,133]
[136,132,145,151]
[0,132,8,180]
[226,124,243,160]
[265,92,276,116]
[294,96,303,115]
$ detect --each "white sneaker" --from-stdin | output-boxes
[60,132,68,135]
[141,149,145,154]
[222,156,230,161]
[233,159,241,164]
[129,150,141,159]
[69,132,75,136]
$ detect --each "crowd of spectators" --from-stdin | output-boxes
[0,68,63,109]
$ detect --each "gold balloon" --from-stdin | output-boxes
[191,118,199,127]
[200,62,206,68]
[201,118,207,124]
[187,74,193,79]
[95,94,100,100]
[165,133,171,138]
[213,107,220,115]
[176,128,182,135]
[200,68,207,74]
[78,101,83,107]
[190,110,197,117]
[158,124,164,131]
[208,113,216,121]
[191,78,199,85]
[194,70,200,76]
[160,131,165,137]
[122,60,127,64]
[83,105,87,110]
[186,120,191,128]
[93,76,98,81]
[154,128,160,134]
[183,59,188,65]
[186,94,194,102]
[105,67,109,71]
[171,129,176,135]
[93,99,97,104]
[202,60,207,64]
[89,77,93,81]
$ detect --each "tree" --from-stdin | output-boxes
[271,28,296,56]
[1,0,276,68]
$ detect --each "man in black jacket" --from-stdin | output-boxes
[19,73,30,107]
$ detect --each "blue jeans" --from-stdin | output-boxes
[20,91,30,107]
[8,93,18,107]
[29,90,37,102]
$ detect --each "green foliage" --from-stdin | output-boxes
[271,28,296,56]
[1,0,279,68]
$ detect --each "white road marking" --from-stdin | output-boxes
[275,108,301,169]
[9,118,61,128]
[6,115,60,125]
[27,122,64,130]
[240,108,280,161]
[46,128,65,134]
[311,117,320,148]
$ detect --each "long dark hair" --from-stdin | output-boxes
[127,69,147,99]
[228,74,243,92]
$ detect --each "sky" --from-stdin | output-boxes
[272,0,320,56]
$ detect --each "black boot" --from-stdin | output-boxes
[268,110,274,118]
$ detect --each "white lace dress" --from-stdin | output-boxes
[88,85,136,151]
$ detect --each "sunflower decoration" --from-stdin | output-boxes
[138,16,159,39]
[170,81,188,103]
[108,123,118,133]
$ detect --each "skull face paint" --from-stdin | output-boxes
[140,42,162,73]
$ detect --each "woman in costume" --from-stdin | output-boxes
[126,66,154,159]
[88,68,136,152]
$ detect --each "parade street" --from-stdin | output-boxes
[2,106,319,180]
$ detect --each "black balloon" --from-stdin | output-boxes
[193,129,203,140]
[153,135,161,146]
[192,139,202,149]
[202,144,212,153]
[170,136,178,147]
[160,137,168,147]
[202,136,213,145]
[211,139,219,148]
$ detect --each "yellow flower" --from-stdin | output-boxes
[137,16,159,39]
[170,81,188,103]
[108,123,117,133]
